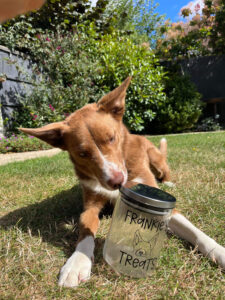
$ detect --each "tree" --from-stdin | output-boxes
[0,0,110,52]
[157,0,225,59]
[101,0,165,47]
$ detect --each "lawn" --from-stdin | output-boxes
[0,131,225,299]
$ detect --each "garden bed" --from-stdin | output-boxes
[0,134,52,154]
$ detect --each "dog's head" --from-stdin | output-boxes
[20,77,132,190]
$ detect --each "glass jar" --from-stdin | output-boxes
[103,182,176,278]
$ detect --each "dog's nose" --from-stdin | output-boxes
[107,171,124,190]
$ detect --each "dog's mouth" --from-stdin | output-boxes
[105,182,122,191]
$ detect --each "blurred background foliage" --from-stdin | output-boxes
[0,0,214,134]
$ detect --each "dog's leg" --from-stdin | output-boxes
[147,138,172,185]
[58,193,106,288]
[169,210,225,269]
[133,169,158,188]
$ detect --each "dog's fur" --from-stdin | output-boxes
[20,77,225,288]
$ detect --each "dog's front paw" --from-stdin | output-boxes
[58,251,92,288]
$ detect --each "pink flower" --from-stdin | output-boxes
[49,104,55,111]
[32,114,38,121]
[36,34,41,39]
[194,3,201,13]
[56,46,61,50]
[46,37,50,42]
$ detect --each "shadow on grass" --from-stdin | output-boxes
[0,183,194,259]
[0,183,200,270]
[0,184,113,258]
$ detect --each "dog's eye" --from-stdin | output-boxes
[79,151,89,158]
[109,136,115,144]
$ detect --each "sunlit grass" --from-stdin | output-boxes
[0,132,224,299]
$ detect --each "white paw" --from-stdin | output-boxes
[197,236,225,269]
[58,251,92,288]
[207,243,225,269]
[163,181,175,188]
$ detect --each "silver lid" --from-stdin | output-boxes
[120,183,176,209]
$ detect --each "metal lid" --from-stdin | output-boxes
[120,183,176,209]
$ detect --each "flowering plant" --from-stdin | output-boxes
[0,134,51,153]
[13,27,102,128]
[157,0,225,58]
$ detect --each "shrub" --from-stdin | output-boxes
[0,0,109,52]
[149,71,203,133]
[13,28,102,129]
[12,28,167,133]
[3,19,202,135]
[194,116,222,132]
[95,32,167,132]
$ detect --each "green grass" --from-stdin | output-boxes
[0,132,225,299]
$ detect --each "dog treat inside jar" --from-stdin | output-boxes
[103,182,176,278]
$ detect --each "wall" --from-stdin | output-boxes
[0,45,33,136]
[0,108,3,137]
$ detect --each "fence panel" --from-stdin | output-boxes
[0,46,33,136]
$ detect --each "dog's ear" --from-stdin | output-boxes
[19,122,69,150]
[97,76,132,120]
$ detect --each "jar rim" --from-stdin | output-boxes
[120,183,176,209]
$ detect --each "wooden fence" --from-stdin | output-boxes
[179,56,225,123]
[163,56,225,124]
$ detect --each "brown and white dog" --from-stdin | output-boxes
[20,77,225,288]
